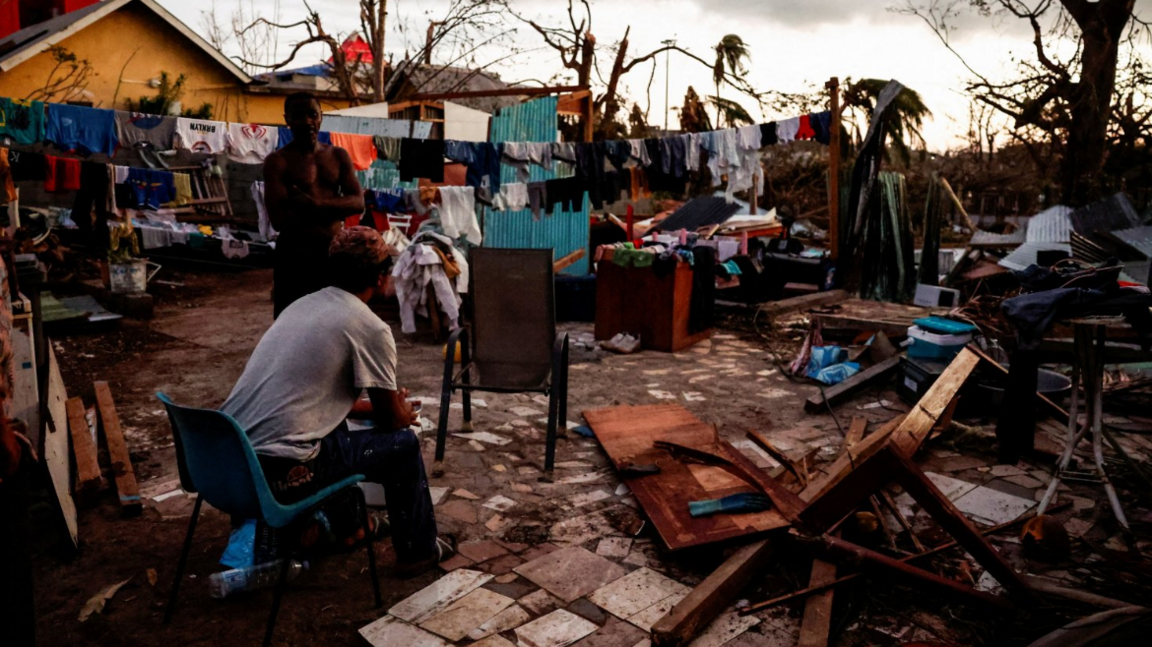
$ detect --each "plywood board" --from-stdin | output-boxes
[43,347,78,548]
[582,404,788,550]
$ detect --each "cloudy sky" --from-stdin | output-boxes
[158,0,1149,150]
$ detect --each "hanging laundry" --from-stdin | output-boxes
[527,181,547,219]
[277,127,331,147]
[391,233,466,334]
[72,162,112,242]
[170,172,192,206]
[115,111,176,150]
[444,140,473,165]
[127,167,176,209]
[727,125,764,201]
[0,147,16,203]
[629,167,650,200]
[627,139,651,166]
[450,141,500,197]
[501,142,532,183]
[44,156,81,192]
[551,141,577,164]
[328,132,376,170]
[437,186,481,244]
[796,115,816,141]
[544,176,585,212]
[493,182,529,212]
[368,188,405,212]
[526,142,552,171]
[221,238,250,260]
[776,117,800,143]
[251,180,276,242]
[759,121,778,146]
[8,149,46,181]
[175,117,228,154]
[375,136,402,161]
[46,104,118,156]
[605,140,630,172]
[226,123,278,164]
[809,111,832,145]
[685,133,702,173]
[398,138,444,182]
[0,98,46,145]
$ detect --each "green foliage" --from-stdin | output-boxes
[707,96,754,128]
[129,72,214,119]
[679,87,712,133]
[843,78,932,166]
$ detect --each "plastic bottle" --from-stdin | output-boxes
[207,560,308,599]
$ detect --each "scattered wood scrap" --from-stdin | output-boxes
[804,354,902,413]
[552,248,586,274]
[756,290,848,318]
[43,347,78,548]
[94,381,142,516]
[797,559,837,647]
[811,298,942,338]
[66,397,102,495]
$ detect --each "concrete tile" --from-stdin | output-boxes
[567,598,609,625]
[515,546,630,602]
[514,609,599,647]
[419,588,516,641]
[482,554,526,576]
[571,489,614,507]
[626,589,688,632]
[989,464,1028,477]
[485,580,537,600]
[438,553,475,572]
[472,636,517,647]
[455,431,514,446]
[459,539,511,563]
[468,604,531,641]
[439,499,479,524]
[389,568,494,623]
[519,588,566,615]
[596,537,632,559]
[487,514,510,532]
[572,617,648,647]
[510,406,544,417]
[522,543,561,562]
[550,509,618,545]
[454,488,481,500]
[953,485,1036,525]
[687,611,760,647]
[587,567,691,620]
[358,615,450,647]
[484,494,518,512]
[430,486,449,505]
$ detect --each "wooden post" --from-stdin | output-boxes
[750,174,758,215]
[626,204,634,241]
[581,89,594,143]
[826,77,841,261]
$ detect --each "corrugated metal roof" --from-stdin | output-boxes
[1025,205,1073,243]
[969,229,1027,246]
[653,197,742,233]
[481,96,590,276]
[998,242,1070,271]
[1108,225,1152,258]
[1069,193,1140,237]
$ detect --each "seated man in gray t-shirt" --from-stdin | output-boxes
[222,226,447,576]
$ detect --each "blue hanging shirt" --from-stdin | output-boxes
[46,104,119,157]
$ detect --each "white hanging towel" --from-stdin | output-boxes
[438,186,481,244]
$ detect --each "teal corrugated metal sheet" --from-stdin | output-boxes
[482,96,589,275]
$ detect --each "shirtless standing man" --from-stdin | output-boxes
[264,92,365,317]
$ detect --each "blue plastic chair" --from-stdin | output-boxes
[156,393,381,647]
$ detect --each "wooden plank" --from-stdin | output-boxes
[844,417,867,449]
[811,298,940,338]
[746,429,806,486]
[43,347,78,548]
[651,539,775,647]
[800,414,905,503]
[583,405,788,550]
[66,397,101,493]
[804,355,902,413]
[94,381,142,515]
[552,248,586,274]
[888,348,981,457]
[797,559,837,647]
[756,290,848,319]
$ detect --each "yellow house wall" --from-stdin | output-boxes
[0,3,270,124]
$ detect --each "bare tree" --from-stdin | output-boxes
[201,0,281,76]
[510,0,764,138]
[25,46,94,103]
[900,0,1149,203]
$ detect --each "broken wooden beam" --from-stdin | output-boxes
[740,502,1069,615]
[746,429,807,486]
[94,381,142,515]
[797,559,837,647]
[844,417,867,449]
[800,415,905,503]
[804,355,902,413]
[757,290,848,319]
[651,539,775,647]
[888,347,980,457]
[66,397,101,494]
[553,248,586,274]
[801,533,1014,610]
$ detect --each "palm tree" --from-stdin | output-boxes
[842,78,932,165]
[707,96,754,129]
[713,34,750,128]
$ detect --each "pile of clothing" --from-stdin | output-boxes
[391,231,470,334]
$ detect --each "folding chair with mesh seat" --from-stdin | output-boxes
[156,393,381,647]
[433,248,570,481]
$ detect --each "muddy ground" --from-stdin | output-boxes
[28,266,1152,647]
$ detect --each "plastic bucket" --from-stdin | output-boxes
[109,261,147,294]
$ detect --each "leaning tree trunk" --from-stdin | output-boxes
[1059,0,1134,205]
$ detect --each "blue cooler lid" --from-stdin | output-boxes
[913,316,978,335]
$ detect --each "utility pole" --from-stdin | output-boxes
[661,38,675,134]
[425,21,445,64]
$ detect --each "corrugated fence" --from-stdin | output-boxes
[481,96,590,276]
